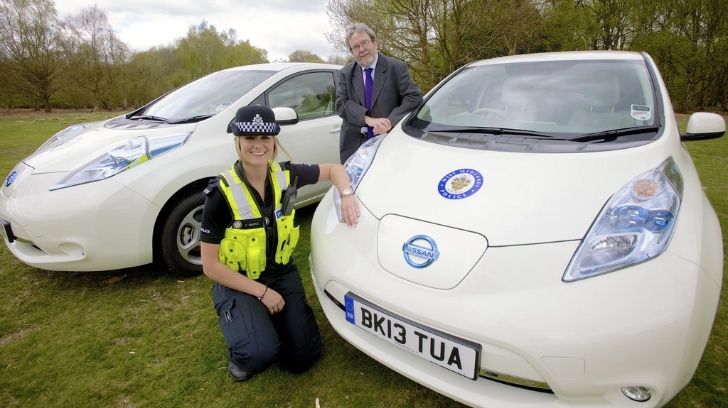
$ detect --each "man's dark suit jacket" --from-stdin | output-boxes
[335,53,423,163]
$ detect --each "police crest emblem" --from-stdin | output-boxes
[437,168,484,200]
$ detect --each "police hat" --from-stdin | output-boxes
[228,105,281,136]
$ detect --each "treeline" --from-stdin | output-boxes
[2,0,727,113]
[0,0,340,112]
[329,0,728,112]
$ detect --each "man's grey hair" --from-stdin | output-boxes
[345,23,376,51]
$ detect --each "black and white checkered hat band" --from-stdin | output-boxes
[233,121,279,135]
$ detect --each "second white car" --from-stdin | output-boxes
[310,51,724,407]
[1,62,342,273]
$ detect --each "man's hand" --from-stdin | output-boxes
[365,116,392,135]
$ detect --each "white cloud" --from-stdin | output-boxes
[54,0,346,61]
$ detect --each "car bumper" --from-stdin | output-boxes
[0,171,159,271]
[309,191,721,407]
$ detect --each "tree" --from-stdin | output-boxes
[451,0,545,60]
[288,50,324,63]
[631,0,728,111]
[326,0,462,90]
[61,5,130,110]
[585,0,633,49]
[126,46,178,108]
[117,21,270,111]
[327,54,351,65]
[538,0,600,51]
[171,21,268,87]
[0,54,23,107]
[0,0,62,111]
[326,0,547,91]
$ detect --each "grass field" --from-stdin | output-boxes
[0,110,725,407]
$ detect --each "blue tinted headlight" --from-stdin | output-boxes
[333,135,385,220]
[50,132,190,190]
[610,205,673,232]
[563,157,682,282]
[344,135,385,190]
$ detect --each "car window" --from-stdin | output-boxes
[267,72,336,120]
[142,70,275,121]
[413,60,656,135]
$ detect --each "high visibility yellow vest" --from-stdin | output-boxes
[217,161,300,279]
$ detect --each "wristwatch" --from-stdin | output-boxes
[341,187,354,197]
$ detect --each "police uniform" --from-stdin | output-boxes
[201,105,323,379]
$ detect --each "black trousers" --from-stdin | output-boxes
[212,265,322,374]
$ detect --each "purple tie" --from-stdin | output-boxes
[364,67,374,139]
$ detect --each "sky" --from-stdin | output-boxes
[54,0,347,62]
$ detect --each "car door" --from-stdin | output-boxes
[258,70,342,205]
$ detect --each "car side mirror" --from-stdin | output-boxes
[272,107,299,126]
[680,112,725,141]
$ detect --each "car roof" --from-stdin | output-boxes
[469,51,645,67]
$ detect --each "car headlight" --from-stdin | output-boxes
[50,132,191,191]
[333,135,385,219]
[563,157,683,282]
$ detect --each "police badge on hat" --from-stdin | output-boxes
[229,105,281,136]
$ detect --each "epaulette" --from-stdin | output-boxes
[203,176,222,195]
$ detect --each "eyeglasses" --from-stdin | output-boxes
[350,39,372,51]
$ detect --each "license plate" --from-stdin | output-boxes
[345,292,481,379]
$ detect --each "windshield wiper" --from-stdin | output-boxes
[129,114,169,123]
[428,126,560,139]
[569,126,660,142]
[169,114,214,124]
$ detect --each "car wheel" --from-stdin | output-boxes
[159,191,205,275]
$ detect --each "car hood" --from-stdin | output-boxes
[24,119,197,173]
[357,132,674,246]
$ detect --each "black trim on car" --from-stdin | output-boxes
[1,217,16,243]
[640,52,665,130]
[324,289,346,311]
[681,131,725,141]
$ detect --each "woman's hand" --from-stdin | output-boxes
[316,163,361,227]
[340,195,360,226]
[259,287,285,314]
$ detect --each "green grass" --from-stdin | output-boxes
[0,111,726,407]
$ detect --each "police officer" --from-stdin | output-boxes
[200,105,360,381]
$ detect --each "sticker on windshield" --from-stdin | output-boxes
[438,168,483,200]
[631,104,652,121]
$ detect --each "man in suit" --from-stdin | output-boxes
[335,23,423,163]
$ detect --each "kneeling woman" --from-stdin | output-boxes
[200,105,359,381]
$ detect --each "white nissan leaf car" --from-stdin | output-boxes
[310,51,724,407]
[0,62,342,274]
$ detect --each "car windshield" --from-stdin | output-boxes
[138,69,276,121]
[407,59,658,150]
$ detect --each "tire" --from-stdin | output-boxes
[159,191,205,275]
